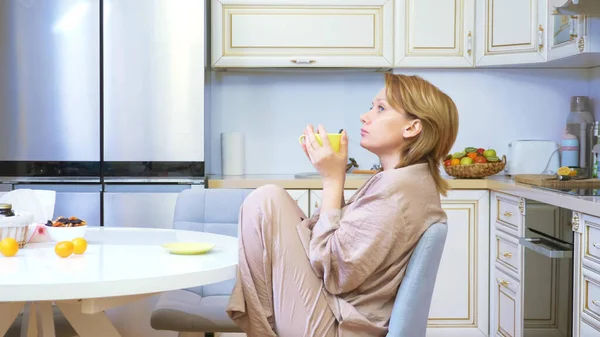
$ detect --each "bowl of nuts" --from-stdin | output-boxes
[44,216,87,242]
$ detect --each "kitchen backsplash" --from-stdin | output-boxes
[207,68,593,175]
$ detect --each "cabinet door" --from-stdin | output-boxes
[427,190,489,336]
[493,267,523,337]
[308,189,356,217]
[395,0,475,67]
[343,189,356,204]
[211,0,394,68]
[309,190,322,217]
[547,9,582,60]
[286,189,310,218]
[475,0,547,66]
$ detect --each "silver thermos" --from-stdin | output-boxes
[565,96,596,178]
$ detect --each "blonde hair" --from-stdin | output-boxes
[384,73,459,196]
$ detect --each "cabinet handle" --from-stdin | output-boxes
[502,252,513,258]
[593,243,600,249]
[314,201,319,208]
[538,25,544,51]
[503,211,513,217]
[593,300,600,306]
[570,15,579,40]
[467,31,472,56]
[496,278,509,287]
[291,60,316,64]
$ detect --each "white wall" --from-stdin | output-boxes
[208,68,591,175]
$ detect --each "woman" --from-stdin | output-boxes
[226,73,459,337]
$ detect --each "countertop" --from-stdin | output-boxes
[206,174,600,218]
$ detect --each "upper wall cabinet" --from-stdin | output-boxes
[548,0,582,60]
[547,1,600,64]
[395,0,475,67]
[210,0,394,68]
[475,0,548,66]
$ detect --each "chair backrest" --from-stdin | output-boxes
[386,222,448,337]
[172,188,252,297]
[172,188,253,237]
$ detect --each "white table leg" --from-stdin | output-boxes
[36,302,56,337]
[56,301,121,337]
[20,302,37,337]
[0,302,24,336]
[50,294,154,337]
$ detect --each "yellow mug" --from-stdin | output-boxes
[298,133,342,152]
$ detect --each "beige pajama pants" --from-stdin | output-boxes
[226,184,337,337]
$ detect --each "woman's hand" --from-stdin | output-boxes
[301,124,348,183]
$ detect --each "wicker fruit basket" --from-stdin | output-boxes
[444,155,507,179]
[0,214,32,248]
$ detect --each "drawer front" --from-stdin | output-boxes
[212,1,394,67]
[583,268,600,319]
[496,230,521,277]
[495,193,523,234]
[580,317,600,337]
[585,215,600,265]
[493,267,522,337]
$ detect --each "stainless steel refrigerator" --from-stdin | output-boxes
[0,0,206,227]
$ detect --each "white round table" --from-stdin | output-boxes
[0,227,239,337]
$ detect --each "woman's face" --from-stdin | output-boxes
[359,88,421,156]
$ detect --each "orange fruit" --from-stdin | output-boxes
[0,238,19,257]
[466,152,478,160]
[450,158,460,166]
[569,168,578,176]
[72,238,87,255]
[557,166,572,176]
[55,241,74,258]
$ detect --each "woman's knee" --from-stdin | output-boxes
[245,184,289,205]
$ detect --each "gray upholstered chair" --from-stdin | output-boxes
[150,188,448,337]
[386,222,448,337]
[151,188,252,337]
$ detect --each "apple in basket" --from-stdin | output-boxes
[44,216,87,242]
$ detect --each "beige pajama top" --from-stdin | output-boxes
[296,162,447,336]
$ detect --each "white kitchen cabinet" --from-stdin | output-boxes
[490,192,572,337]
[475,0,547,66]
[547,0,600,64]
[547,0,583,61]
[426,190,489,337]
[309,189,356,217]
[285,189,310,217]
[574,211,600,337]
[580,319,600,337]
[394,0,475,67]
[493,266,523,337]
[211,0,394,68]
[310,190,321,216]
[490,191,524,337]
